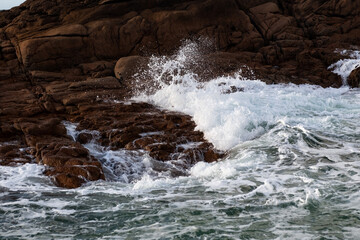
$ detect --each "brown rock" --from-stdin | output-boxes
[2,0,360,188]
[29,71,65,81]
[79,61,115,76]
[54,173,85,189]
[348,67,360,88]
[34,138,105,188]
[69,76,121,90]
[114,56,148,82]
[76,132,93,144]
[19,36,92,71]
[14,118,66,136]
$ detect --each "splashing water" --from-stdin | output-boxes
[134,43,359,151]
[63,121,189,183]
[328,49,360,85]
[1,42,360,239]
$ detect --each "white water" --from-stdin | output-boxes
[328,49,360,85]
[63,122,189,182]
[1,42,360,239]
[134,43,359,151]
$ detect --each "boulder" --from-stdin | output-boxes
[348,67,360,88]
[114,56,148,82]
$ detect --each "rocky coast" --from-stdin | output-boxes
[0,0,359,188]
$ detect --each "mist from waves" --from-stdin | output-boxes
[1,42,360,239]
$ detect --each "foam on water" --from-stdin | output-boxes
[0,163,52,191]
[133,42,357,151]
[64,121,150,182]
[1,42,360,239]
[127,43,360,238]
[63,121,189,183]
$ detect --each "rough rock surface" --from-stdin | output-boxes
[0,0,359,187]
[348,67,360,88]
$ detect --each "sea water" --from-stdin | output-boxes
[1,43,360,239]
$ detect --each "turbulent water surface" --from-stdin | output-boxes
[1,44,360,239]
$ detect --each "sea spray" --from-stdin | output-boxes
[133,42,355,151]
[328,49,360,85]
[1,42,360,239]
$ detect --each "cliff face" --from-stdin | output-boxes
[0,0,359,188]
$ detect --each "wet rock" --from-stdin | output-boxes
[0,141,33,166]
[223,86,245,94]
[69,101,221,166]
[204,149,223,163]
[348,67,360,88]
[125,137,155,150]
[52,173,86,189]
[33,137,105,188]
[6,115,106,188]
[1,0,359,188]
[76,132,93,144]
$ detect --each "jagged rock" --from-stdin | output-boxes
[30,135,105,188]
[70,101,221,165]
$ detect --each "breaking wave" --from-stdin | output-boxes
[1,42,360,239]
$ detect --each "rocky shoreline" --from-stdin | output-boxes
[1,0,359,188]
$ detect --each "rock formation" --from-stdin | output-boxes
[0,0,359,187]
[348,67,360,88]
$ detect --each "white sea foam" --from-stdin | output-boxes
[129,43,360,226]
[63,121,189,184]
[0,163,53,191]
[2,43,357,239]
[133,42,356,151]
[63,121,150,182]
[60,44,360,219]
[328,49,360,85]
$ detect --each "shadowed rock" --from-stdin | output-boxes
[348,67,360,88]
